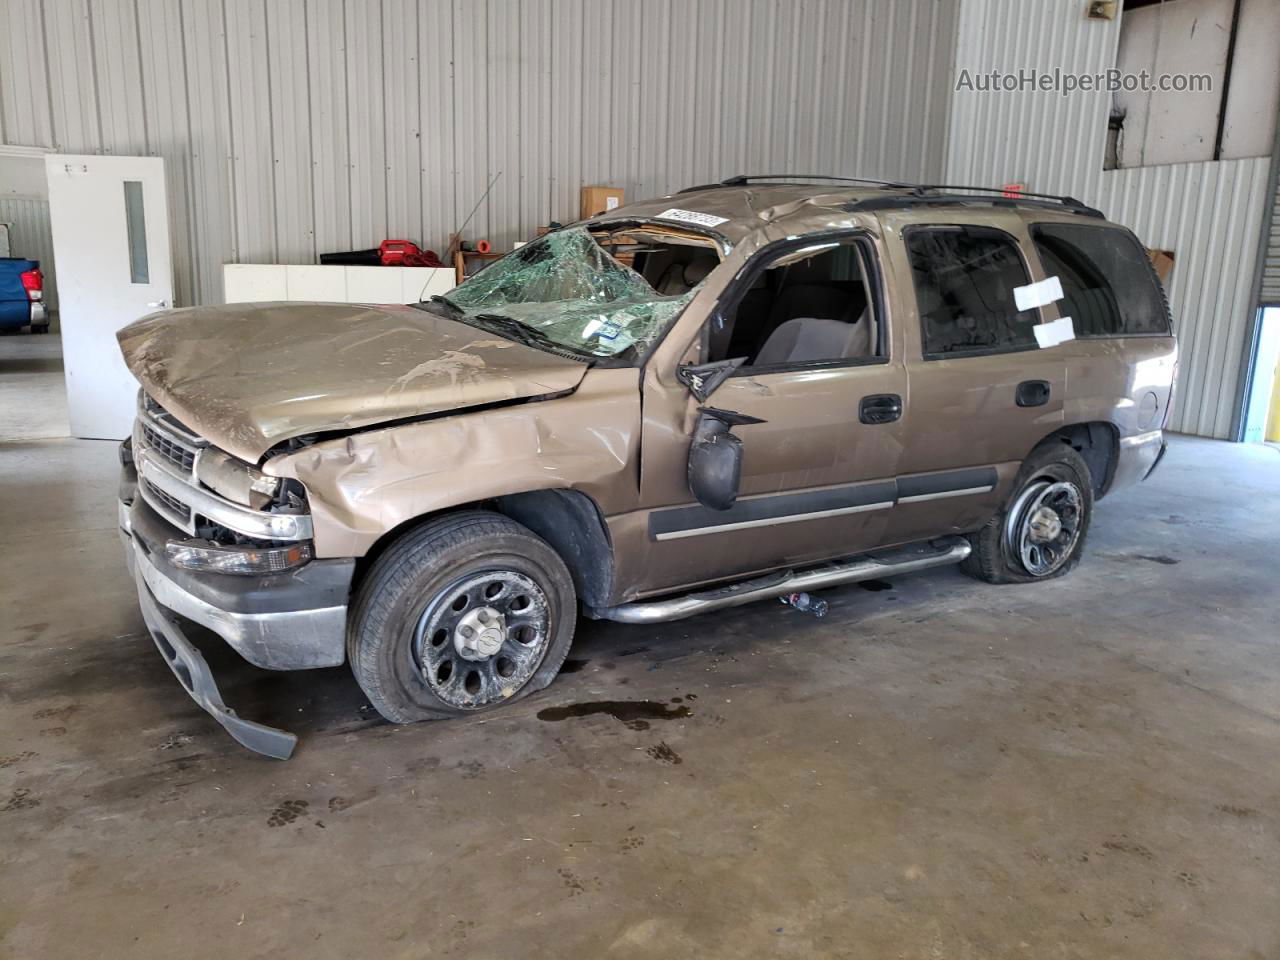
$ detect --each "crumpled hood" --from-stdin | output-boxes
[118,302,589,462]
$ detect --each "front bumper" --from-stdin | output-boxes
[120,495,353,670]
[132,570,299,760]
[120,459,355,758]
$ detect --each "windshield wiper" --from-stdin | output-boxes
[428,294,463,317]
[470,313,599,361]
[472,313,560,350]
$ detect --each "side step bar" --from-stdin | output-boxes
[590,536,972,624]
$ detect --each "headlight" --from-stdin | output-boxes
[195,449,281,508]
[165,539,313,575]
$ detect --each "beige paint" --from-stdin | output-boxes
[123,184,1177,604]
[118,302,589,463]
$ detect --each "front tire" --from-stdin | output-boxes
[348,510,577,723]
[962,442,1093,584]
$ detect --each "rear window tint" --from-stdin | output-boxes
[905,227,1039,357]
[1030,223,1171,337]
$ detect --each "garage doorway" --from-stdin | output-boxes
[1241,306,1280,445]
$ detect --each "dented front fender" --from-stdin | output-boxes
[265,367,642,558]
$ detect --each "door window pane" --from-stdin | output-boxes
[906,228,1038,357]
[1031,223,1171,337]
[708,238,882,367]
[123,180,150,284]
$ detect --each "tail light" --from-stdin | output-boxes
[19,268,42,301]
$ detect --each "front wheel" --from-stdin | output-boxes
[348,511,577,723]
[962,443,1094,584]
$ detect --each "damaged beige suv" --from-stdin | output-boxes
[118,175,1176,757]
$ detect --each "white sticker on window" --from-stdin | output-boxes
[1033,315,1075,348]
[655,208,730,228]
[1013,275,1064,311]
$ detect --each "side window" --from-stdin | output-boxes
[905,227,1039,358]
[1031,223,1171,337]
[706,237,882,368]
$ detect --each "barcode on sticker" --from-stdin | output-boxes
[655,208,730,228]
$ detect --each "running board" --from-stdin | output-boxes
[590,536,972,624]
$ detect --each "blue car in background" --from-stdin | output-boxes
[0,256,47,334]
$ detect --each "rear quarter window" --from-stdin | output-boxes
[1030,223,1171,337]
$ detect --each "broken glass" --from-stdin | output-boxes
[439,227,699,360]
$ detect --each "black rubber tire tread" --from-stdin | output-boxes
[347,509,576,723]
[961,441,1094,585]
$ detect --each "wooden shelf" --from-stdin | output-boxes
[454,249,503,285]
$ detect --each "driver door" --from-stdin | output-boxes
[631,232,908,594]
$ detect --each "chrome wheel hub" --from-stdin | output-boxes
[414,569,550,709]
[1005,479,1083,577]
[454,606,506,660]
[1027,505,1063,543]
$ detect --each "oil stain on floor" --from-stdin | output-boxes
[536,700,692,731]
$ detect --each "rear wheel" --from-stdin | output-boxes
[348,511,576,723]
[962,443,1093,584]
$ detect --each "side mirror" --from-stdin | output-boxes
[688,407,765,511]
[677,356,746,402]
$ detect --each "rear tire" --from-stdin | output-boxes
[347,510,577,723]
[962,442,1093,584]
[30,323,49,334]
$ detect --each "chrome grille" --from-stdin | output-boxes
[141,421,196,474]
[141,478,192,524]
[132,391,313,542]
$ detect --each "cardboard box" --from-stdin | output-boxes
[1147,248,1175,286]
[581,186,624,219]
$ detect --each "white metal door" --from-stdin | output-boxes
[46,154,173,440]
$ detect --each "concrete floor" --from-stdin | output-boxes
[1,429,1278,958]
[0,332,69,440]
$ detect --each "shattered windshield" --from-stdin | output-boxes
[425,227,702,362]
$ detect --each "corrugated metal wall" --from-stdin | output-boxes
[946,0,1276,440]
[1261,179,1280,304]
[0,197,58,311]
[0,0,957,310]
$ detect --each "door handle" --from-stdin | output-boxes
[1016,380,1051,407]
[859,393,902,425]
[146,300,169,308]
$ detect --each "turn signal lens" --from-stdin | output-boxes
[165,540,313,575]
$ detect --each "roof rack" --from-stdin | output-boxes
[844,183,1103,218]
[678,173,913,193]
[676,174,1105,218]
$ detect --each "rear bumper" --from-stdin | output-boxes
[1108,429,1165,494]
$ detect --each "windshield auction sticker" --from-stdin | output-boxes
[655,208,730,228]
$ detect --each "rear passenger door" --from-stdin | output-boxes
[881,217,1065,545]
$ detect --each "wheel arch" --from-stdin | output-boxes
[1027,421,1119,497]
[350,489,615,610]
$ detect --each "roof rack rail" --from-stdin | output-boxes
[904,183,1090,207]
[675,174,1105,218]
[678,173,913,193]
[845,185,1104,219]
